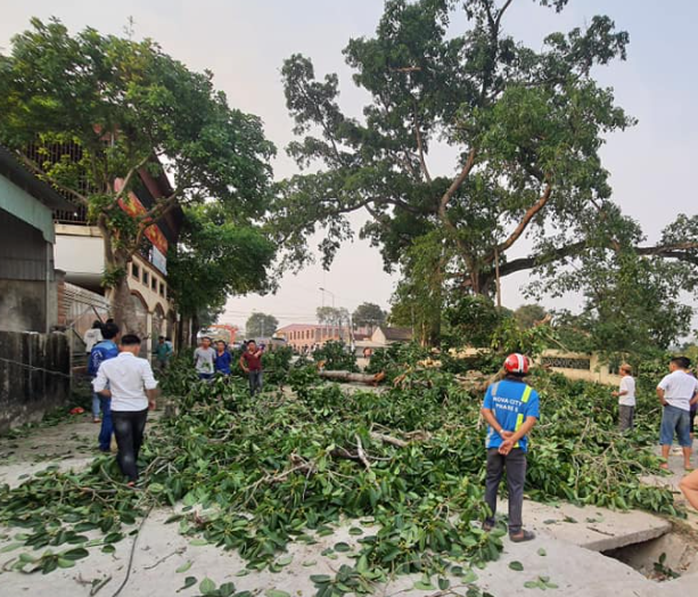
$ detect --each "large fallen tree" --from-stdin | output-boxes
[0,355,678,593]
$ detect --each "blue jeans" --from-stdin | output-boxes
[92,393,102,419]
[660,405,692,447]
[198,373,214,382]
[98,397,113,451]
[248,370,262,396]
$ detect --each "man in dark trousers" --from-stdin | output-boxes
[92,334,158,486]
[88,321,120,451]
[481,353,540,542]
[240,339,263,396]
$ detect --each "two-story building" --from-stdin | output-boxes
[52,163,183,356]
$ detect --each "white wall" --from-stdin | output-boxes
[54,227,104,287]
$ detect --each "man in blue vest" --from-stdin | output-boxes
[88,320,120,452]
[481,353,540,542]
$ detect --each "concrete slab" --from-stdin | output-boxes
[640,446,698,534]
[0,412,97,488]
[0,511,690,597]
[498,498,673,552]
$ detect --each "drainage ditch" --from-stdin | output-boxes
[601,527,698,582]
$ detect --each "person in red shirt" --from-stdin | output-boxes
[240,340,263,396]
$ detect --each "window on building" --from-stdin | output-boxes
[151,276,157,291]
[131,263,140,280]
[159,282,165,297]
[142,271,149,286]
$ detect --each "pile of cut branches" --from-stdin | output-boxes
[0,358,678,595]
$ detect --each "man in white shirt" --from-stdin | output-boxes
[657,356,698,471]
[612,364,636,432]
[92,334,158,485]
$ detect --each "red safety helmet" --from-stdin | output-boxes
[504,353,529,374]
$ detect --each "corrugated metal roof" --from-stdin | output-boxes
[0,145,74,211]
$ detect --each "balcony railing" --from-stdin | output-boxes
[54,204,89,225]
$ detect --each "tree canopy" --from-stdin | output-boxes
[273,0,698,346]
[167,204,275,342]
[316,306,350,328]
[0,18,275,328]
[514,304,548,329]
[245,312,280,338]
[352,302,387,331]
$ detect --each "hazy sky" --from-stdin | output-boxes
[2,1,697,330]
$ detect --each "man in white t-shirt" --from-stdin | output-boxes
[657,356,698,471]
[612,363,636,432]
[93,334,158,485]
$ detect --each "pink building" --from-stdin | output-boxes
[275,323,346,351]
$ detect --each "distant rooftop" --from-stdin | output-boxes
[378,326,413,342]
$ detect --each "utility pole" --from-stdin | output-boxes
[319,287,326,344]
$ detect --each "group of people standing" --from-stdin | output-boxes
[84,318,698,518]
[85,326,269,488]
[193,336,265,396]
[609,357,698,510]
[611,357,698,468]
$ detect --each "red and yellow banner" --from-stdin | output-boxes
[114,178,168,255]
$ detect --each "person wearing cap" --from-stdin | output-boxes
[480,353,540,542]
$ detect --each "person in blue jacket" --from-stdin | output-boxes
[88,321,120,452]
[214,340,232,377]
[481,353,540,543]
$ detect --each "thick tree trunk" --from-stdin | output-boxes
[177,316,185,353]
[99,221,141,336]
[319,370,385,385]
[191,313,200,347]
[108,272,142,335]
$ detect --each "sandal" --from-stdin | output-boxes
[510,530,535,543]
[482,522,494,532]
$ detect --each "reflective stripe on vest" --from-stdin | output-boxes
[514,385,533,448]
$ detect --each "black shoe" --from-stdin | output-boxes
[509,530,535,543]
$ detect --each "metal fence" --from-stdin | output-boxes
[62,283,110,367]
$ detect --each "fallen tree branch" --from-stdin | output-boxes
[355,435,372,474]
[369,431,409,448]
[318,370,386,385]
[108,504,154,597]
[403,430,432,442]
[142,547,185,570]
[243,452,318,504]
